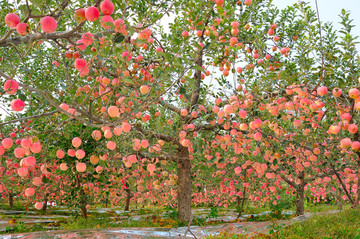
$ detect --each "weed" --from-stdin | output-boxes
[206,206,219,220]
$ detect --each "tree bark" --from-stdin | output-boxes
[236,195,240,208]
[80,205,87,219]
[8,192,14,208]
[236,196,246,218]
[177,147,192,223]
[42,193,49,212]
[76,174,87,218]
[295,185,305,216]
[236,186,247,218]
[125,188,132,211]
[237,170,248,218]
[79,188,87,218]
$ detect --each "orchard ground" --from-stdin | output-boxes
[0,200,359,238]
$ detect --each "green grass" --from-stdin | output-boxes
[60,216,115,230]
[2,203,358,237]
[242,205,271,214]
[205,208,360,239]
[305,203,349,213]
[0,202,27,211]
[0,213,186,234]
[1,221,60,234]
[271,209,360,238]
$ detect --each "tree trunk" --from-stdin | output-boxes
[295,185,305,216]
[76,174,87,218]
[237,169,248,218]
[177,147,192,223]
[236,196,246,218]
[236,186,247,218]
[105,197,109,208]
[42,193,49,212]
[79,188,87,219]
[80,205,87,219]
[125,188,132,211]
[8,192,14,208]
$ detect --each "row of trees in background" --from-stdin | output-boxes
[0,0,360,222]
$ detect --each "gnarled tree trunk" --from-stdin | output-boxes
[295,184,305,216]
[42,193,49,212]
[76,174,87,219]
[237,169,248,218]
[80,204,87,218]
[177,147,192,223]
[79,187,87,219]
[105,197,109,208]
[236,196,246,218]
[125,187,132,211]
[8,191,14,208]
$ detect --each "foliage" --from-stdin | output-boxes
[1,0,360,226]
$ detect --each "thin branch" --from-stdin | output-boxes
[279,174,296,188]
[0,110,59,126]
[134,123,181,146]
[305,172,331,183]
[330,163,355,205]
[158,99,182,115]
[0,70,108,128]
[0,29,115,47]
[137,151,175,162]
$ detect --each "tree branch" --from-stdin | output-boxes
[137,151,175,162]
[134,123,181,147]
[279,174,296,188]
[0,29,115,47]
[0,110,59,126]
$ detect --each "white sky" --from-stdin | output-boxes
[273,0,360,43]
[1,0,359,120]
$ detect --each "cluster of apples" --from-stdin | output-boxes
[3,0,117,114]
[3,79,25,112]
[4,11,57,112]
[4,1,116,34]
[5,13,57,35]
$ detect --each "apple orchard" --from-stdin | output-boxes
[0,0,360,222]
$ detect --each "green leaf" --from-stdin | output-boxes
[42,177,49,184]
[194,65,204,72]
[18,5,30,17]
[29,0,42,6]
[179,87,186,95]
[18,91,27,101]
[114,33,125,43]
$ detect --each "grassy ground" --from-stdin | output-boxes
[1,200,356,237]
[0,202,27,211]
[206,208,360,239]
[272,208,360,238]
[305,203,350,213]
